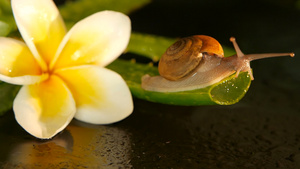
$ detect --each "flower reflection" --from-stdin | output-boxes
[5,122,132,168]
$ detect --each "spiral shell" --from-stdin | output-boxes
[158,35,224,81]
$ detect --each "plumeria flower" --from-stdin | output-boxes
[0,0,133,139]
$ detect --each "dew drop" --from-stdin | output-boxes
[71,50,81,61]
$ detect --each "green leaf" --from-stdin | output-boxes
[0,0,11,15]
[59,0,151,24]
[107,59,251,106]
[209,72,251,105]
[0,19,11,36]
[0,0,17,37]
[127,32,177,61]
[0,16,17,37]
[119,33,250,105]
[0,82,20,116]
[123,33,250,105]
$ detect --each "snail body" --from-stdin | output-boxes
[142,35,294,92]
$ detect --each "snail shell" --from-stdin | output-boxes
[142,35,294,92]
[158,35,224,81]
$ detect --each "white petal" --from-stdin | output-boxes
[0,37,47,85]
[51,11,131,70]
[55,65,133,124]
[12,0,66,67]
[13,75,76,139]
[0,74,48,85]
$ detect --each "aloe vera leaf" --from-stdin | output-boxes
[127,33,177,61]
[107,59,251,106]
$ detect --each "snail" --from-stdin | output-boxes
[141,35,294,92]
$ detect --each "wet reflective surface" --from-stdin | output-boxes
[1,80,300,168]
[0,114,132,168]
[1,0,300,168]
